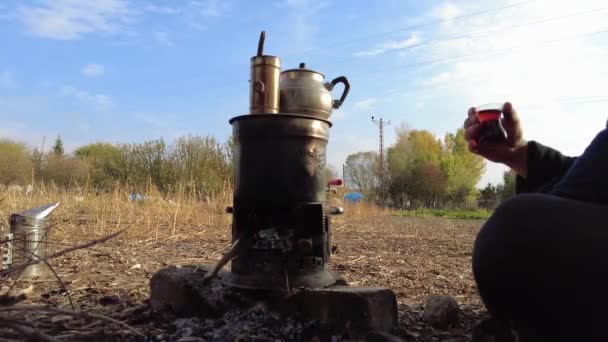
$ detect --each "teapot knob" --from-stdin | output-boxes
[299,62,306,69]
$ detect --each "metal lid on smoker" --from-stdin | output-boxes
[13,202,60,220]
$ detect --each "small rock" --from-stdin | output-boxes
[284,286,398,333]
[18,285,35,296]
[130,263,142,270]
[99,295,121,306]
[333,275,349,286]
[366,331,406,342]
[422,294,460,329]
[150,265,229,317]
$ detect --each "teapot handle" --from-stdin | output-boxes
[329,76,350,109]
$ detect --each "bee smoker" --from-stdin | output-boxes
[1,203,60,277]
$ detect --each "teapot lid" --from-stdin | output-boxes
[281,63,325,77]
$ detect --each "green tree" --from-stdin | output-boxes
[74,142,123,189]
[124,139,169,193]
[479,183,500,208]
[500,170,517,201]
[42,154,90,188]
[441,128,486,205]
[344,151,379,200]
[387,128,445,207]
[0,139,33,185]
[31,147,44,180]
[53,135,64,157]
[166,135,232,197]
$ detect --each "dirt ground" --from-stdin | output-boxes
[0,214,489,341]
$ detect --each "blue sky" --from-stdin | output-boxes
[2,0,608,187]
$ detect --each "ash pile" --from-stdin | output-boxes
[150,31,399,342]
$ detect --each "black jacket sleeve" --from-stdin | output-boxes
[516,141,577,194]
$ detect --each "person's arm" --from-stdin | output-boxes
[515,141,577,194]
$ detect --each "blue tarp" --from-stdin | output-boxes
[344,192,363,203]
[129,193,146,202]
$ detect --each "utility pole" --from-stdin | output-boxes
[371,116,390,201]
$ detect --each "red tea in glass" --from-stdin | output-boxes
[476,103,507,145]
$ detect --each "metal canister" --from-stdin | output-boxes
[6,203,59,277]
[249,31,281,114]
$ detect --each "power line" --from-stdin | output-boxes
[193,14,608,97]
[190,27,608,103]
[378,98,608,121]
[346,27,608,80]
[338,7,607,63]
[282,0,540,57]
[185,2,542,90]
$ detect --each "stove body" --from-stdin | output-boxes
[226,114,335,290]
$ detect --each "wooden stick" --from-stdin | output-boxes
[0,230,123,277]
[8,242,75,309]
[0,318,61,342]
[0,304,145,337]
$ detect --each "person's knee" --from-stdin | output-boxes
[472,195,535,314]
[473,195,528,267]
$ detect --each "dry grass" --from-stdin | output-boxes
[341,201,391,221]
[0,186,487,340]
[0,185,389,242]
[0,184,233,243]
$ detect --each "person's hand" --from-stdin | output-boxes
[464,102,528,177]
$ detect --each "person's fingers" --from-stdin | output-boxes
[463,115,478,129]
[468,106,478,118]
[502,101,523,145]
[468,139,478,153]
[502,102,519,123]
[475,143,512,162]
[464,123,482,141]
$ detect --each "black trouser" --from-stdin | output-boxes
[473,129,608,341]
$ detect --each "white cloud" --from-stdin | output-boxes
[0,70,15,88]
[422,72,452,86]
[17,0,131,40]
[60,85,112,107]
[275,0,329,53]
[81,63,105,77]
[431,2,463,22]
[184,0,231,31]
[354,98,377,110]
[354,33,421,57]
[154,31,174,47]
